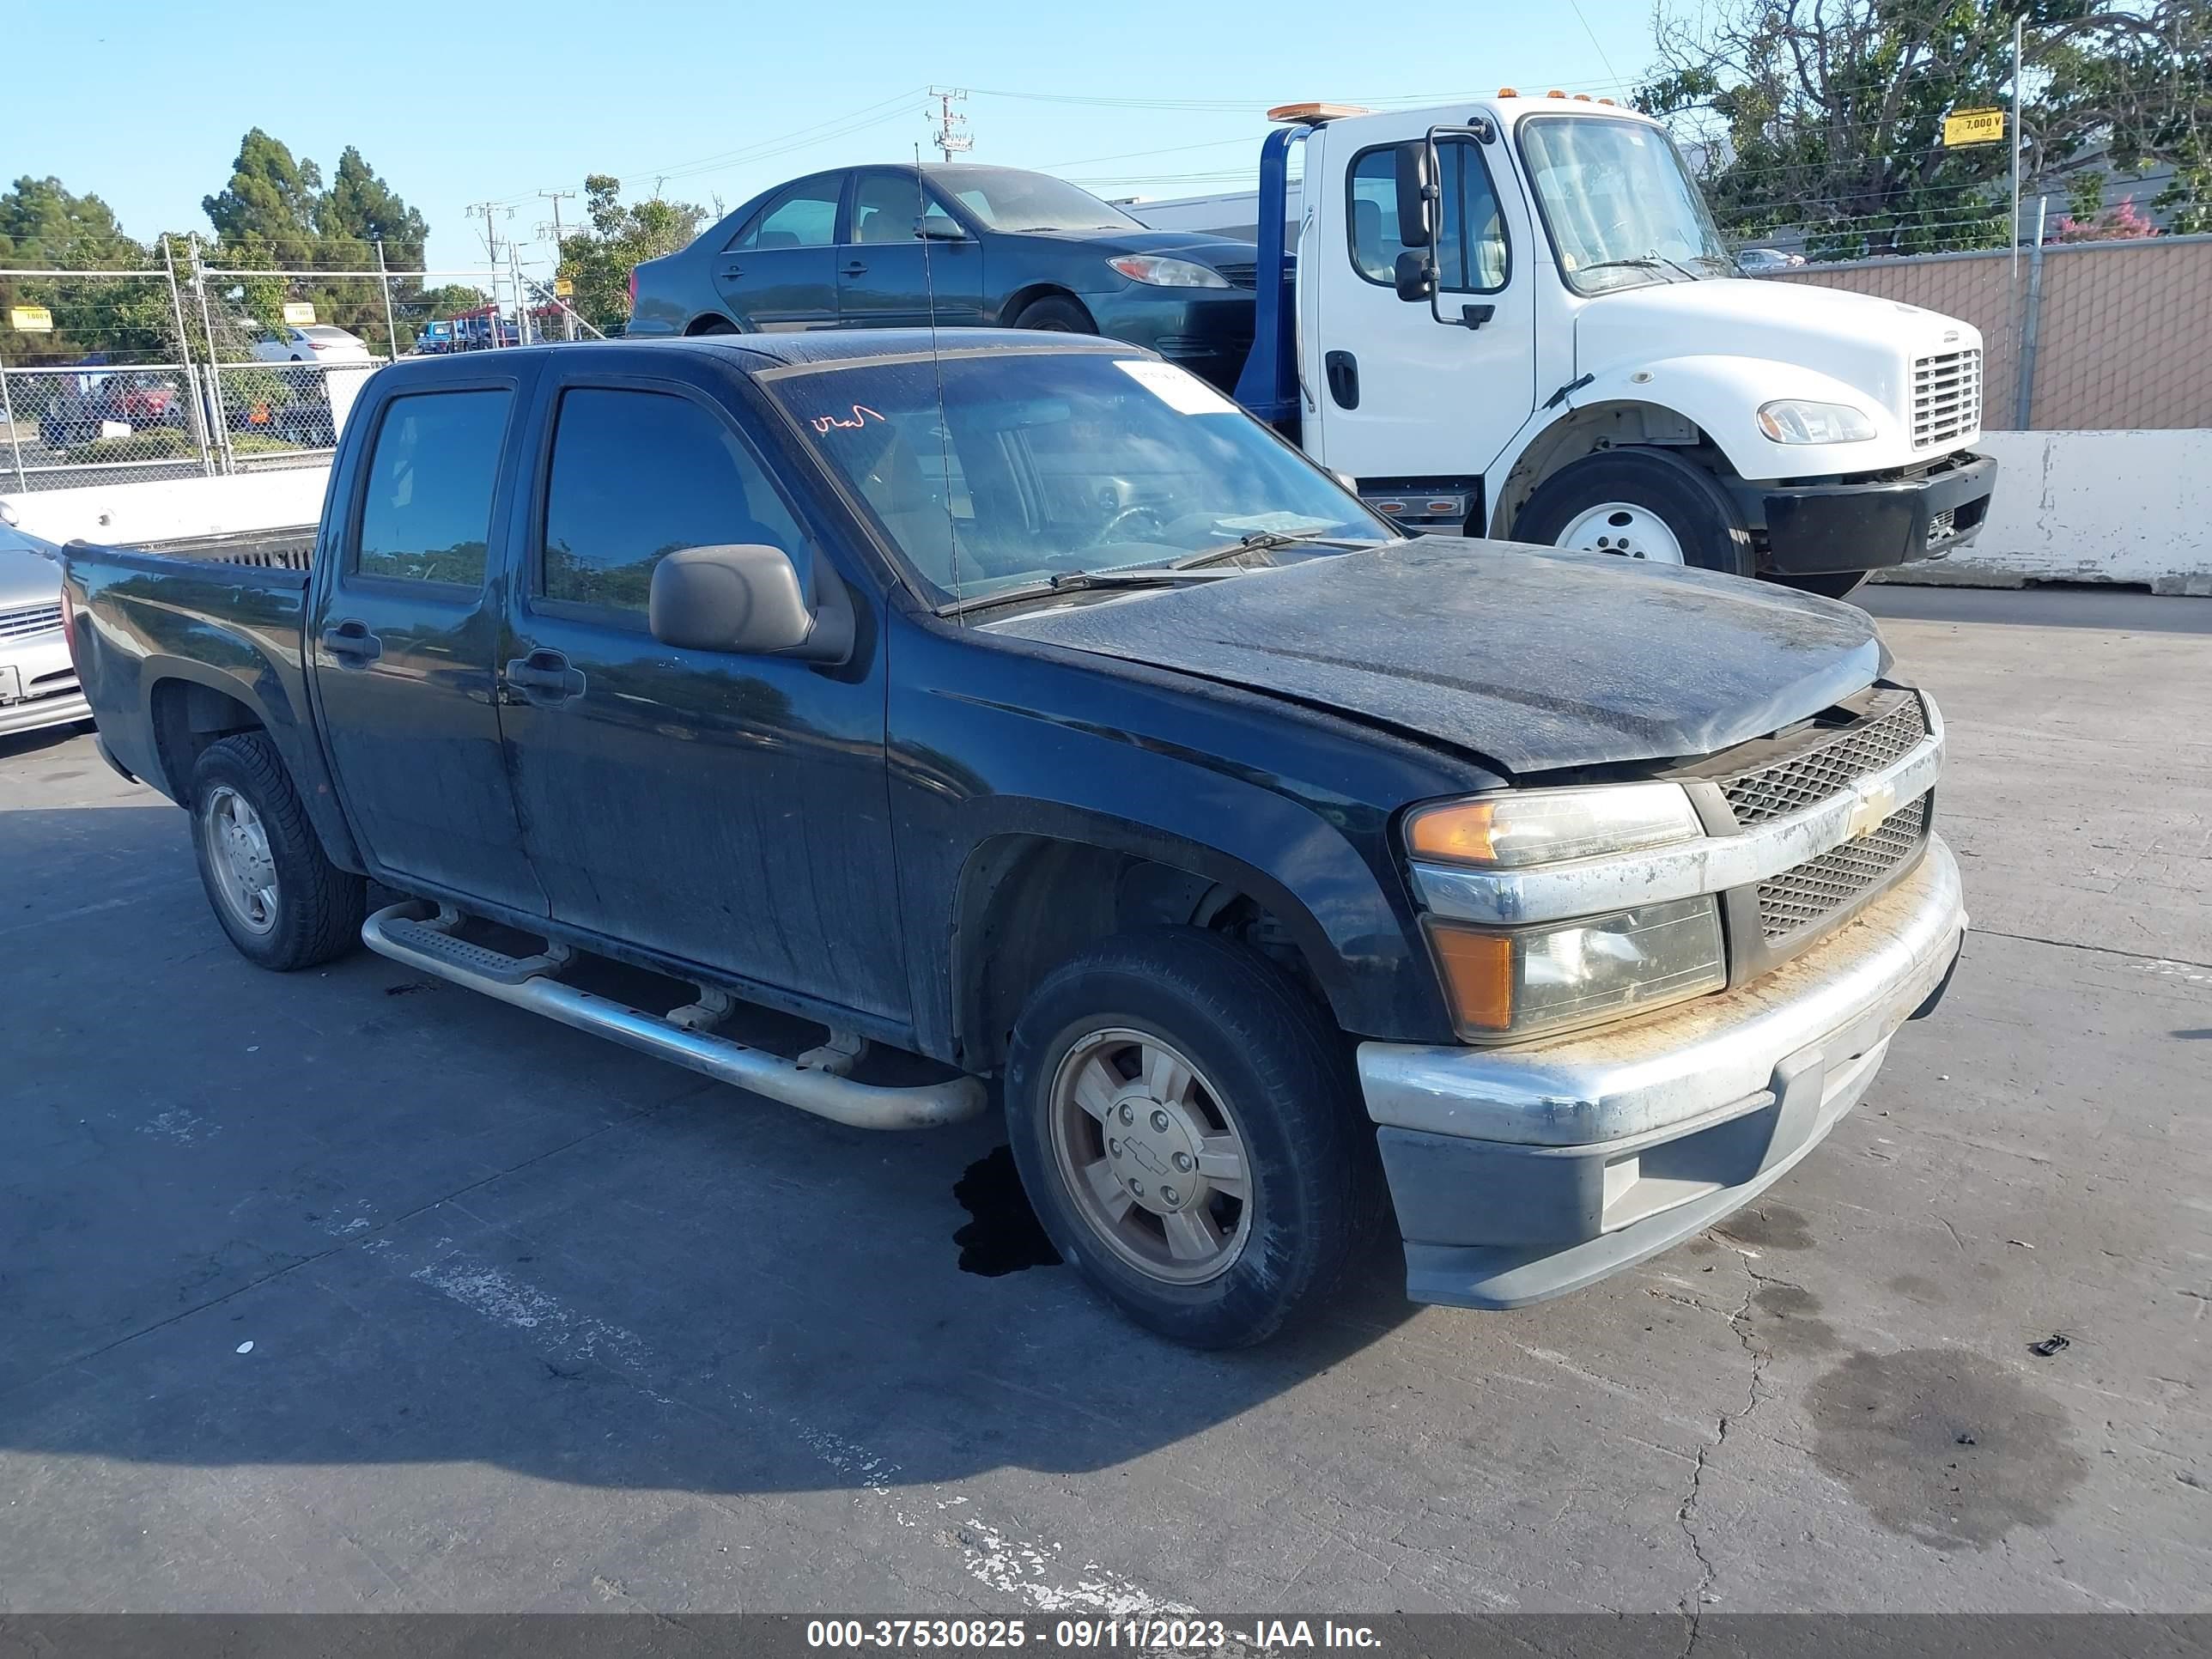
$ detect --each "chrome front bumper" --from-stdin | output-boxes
[1358,835,1966,1309]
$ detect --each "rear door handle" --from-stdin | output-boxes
[841,261,869,277]
[505,649,586,703]
[718,261,745,279]
[320,619,381,665]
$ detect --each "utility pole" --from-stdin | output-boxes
[927,87,973,162]
[2011,14,2023,278]
[538,189,578,341]
[468,201,504,264]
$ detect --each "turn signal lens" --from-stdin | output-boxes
[1430,898,1727,1041]
[1406,783,1703,869]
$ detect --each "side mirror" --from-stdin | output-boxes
[1394,141,1434,249]
[916,217,969,241]
[648,543,854,662]
[1393,250,1436,302]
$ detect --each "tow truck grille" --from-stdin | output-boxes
[1758,798,1932,941]
[0,602,63,641]
[1717,696,1929,824]
[1911,349,1981,448]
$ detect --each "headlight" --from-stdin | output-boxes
[1407,782,1703,868]
[1108,254,1231,289]
[1427,897,1728,1042]
[1757,399,1876,444]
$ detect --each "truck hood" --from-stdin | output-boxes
[1577,276,1976,416]
[984,537,1886,775]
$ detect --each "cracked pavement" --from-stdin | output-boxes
[2,586,2206,1613]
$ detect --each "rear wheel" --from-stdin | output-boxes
[1012,295,1095,334]
[189,732,365,971]
[1513,448,1756,580]
[690,317,739,337]
[1003,927,1375,1348]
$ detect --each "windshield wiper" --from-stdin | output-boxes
[1577,253,1703,284]
[935,566,1234,617]
[1170,529,1386,569]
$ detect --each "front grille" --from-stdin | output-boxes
[1210,261,1259,289]
[0,602,63,641]
[1757,798,1931,941]
[1718,696,1929,824]
[1911,349,1981,448]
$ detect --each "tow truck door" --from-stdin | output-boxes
[1304,118,1538,498]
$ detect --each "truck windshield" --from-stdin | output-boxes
[1518,116,1734,295]
[928,167,1143,233]
[767,349,1389,607]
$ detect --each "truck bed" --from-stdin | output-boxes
[125,525,319,570]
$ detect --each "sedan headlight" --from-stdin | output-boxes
[1757,399,1876,444]
[1108,253,1231,289]
[1428,898,1728,1042]
[1407,782,1703,868]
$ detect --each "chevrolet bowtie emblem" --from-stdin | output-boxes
[1847,780,1899,841]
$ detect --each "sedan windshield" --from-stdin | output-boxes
[768,349,1389,606]
[928,167,1142,233]
[1518,116,1734,295]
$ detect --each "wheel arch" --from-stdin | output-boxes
[950,827,1346,1074]
[1486,399,1721,538]
[998,283,1096,331]
[684,312,741,336]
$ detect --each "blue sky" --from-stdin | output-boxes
[12,1,1656,273]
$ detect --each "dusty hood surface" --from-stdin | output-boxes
[986,537,1887,775]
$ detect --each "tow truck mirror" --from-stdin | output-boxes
[1393,250,1436,303]
[648,543,854,663]
[1394,142,1434,249]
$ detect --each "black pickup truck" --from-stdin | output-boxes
[58,334,1966,1347]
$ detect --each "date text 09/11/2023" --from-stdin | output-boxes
[803,1619,1384,1650]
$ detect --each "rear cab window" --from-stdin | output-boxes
[354,389,513,585]
[536,386,807,620]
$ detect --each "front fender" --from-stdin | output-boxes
[1567,355,1916,481]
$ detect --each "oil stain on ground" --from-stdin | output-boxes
[1806,1346,2087,1550]
[953,1145,1062,1277]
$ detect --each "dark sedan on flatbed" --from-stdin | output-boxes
[627,164,1261,388]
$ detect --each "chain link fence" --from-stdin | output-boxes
[1767,231,2212,430]
[2,242,604,491]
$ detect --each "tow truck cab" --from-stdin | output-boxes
[1229,96,1996,594]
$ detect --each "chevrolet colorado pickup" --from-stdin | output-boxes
[58,334,1966,1347]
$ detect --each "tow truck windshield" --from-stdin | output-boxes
[1519,115,1735,295]
[768,348,1390,608]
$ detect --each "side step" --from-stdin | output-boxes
[361,902,986,1131]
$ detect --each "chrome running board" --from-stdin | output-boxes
[361,902,986,1131]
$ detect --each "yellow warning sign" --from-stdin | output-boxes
[1943,108,2007,147]
[8,305,54,332]
[282,301,317,325]
[552,277,574,298]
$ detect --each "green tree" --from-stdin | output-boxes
[555,174,708,332]
[1638,1,2212,258]
[202,129,323,264]
[0,176,177,364]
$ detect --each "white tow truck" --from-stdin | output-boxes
[1158,94,1996,596]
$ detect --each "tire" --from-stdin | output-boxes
[690,317,739,337]
[188,732,365,971]
[1011,295,1096,334]
[1512,447,1755,580]
[1003,927,1377,1348]
[1771,570,1870,601]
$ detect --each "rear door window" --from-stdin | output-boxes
[731,178,843,250]
[538,387,805,616]
[355,389,512,585]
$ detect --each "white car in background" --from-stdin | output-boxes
[0,512,88,741]
[247,324,374,363]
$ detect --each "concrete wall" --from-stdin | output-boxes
[0,465,328,547]
[1873,428,2212,595]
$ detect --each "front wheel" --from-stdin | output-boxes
[189,732,366,971]
[1011,295,1096,334]
[1003,927,1376,1348]
[1512,448,1755,580]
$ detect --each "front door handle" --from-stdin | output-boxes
[1324,349,1359,410]
[504,649,586,703]
[320,619,382,665]
[841,261,869,277]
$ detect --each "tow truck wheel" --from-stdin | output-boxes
[1513,448,1755,580]
[189,732,366,972]
[1003,927,1374,1348]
